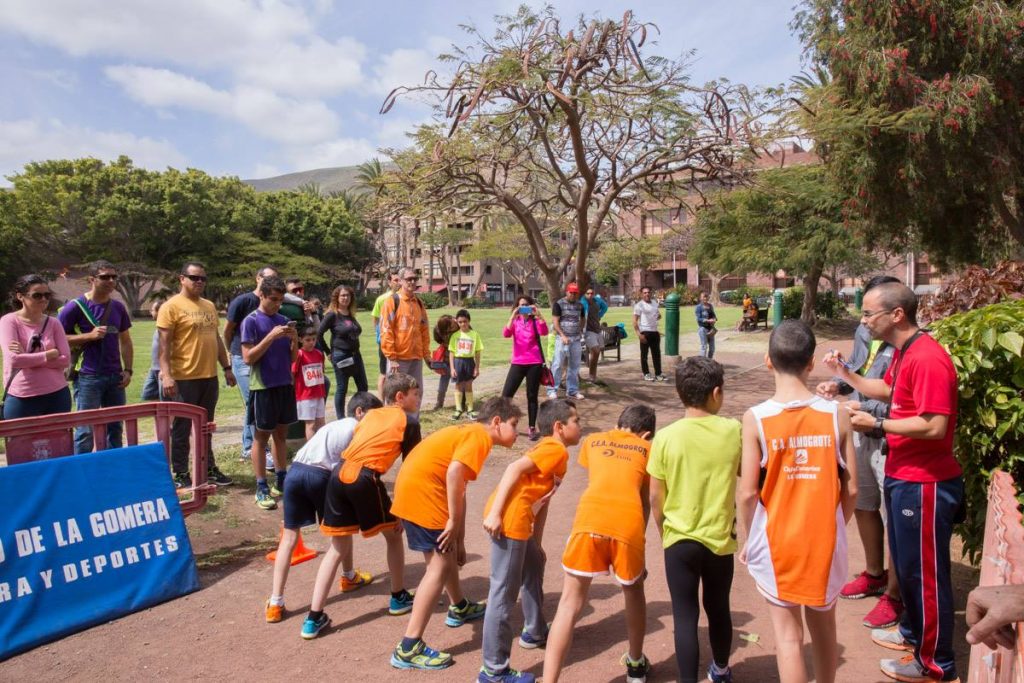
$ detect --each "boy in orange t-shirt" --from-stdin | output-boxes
[478,399,582,683]
[542,404,656,683]
[388,397,523,671]
[300,372,422,640]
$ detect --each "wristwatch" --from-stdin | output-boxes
[123,369,134,374]
[874,417,885,433]
[222,365,232,372]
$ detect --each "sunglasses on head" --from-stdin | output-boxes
[95,274,118,281]
[28,291,52,300]
[29,334,43,351]
[183,274,208,282]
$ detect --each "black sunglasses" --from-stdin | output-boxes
[404,277,419,282]
[28,291,53,300]
[95,274,118,281]
[183,274,208,282]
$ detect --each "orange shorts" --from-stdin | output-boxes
[561,532,645,585]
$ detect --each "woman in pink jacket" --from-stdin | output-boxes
[500,295,549,441]
[1,274,71,419]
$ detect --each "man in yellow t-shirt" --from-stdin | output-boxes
[157,261,235,487]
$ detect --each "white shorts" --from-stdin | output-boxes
[296,398,325,421]
[757,584,836,612]
[853,431,887,512]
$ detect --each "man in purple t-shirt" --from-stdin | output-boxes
[241,275,298,511]
[58,260,134,454]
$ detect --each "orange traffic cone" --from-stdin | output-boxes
[266,526,318,566]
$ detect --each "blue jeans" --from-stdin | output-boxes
[73,372,126,454]
[140,367,161,401]
[231,353,254,456]
[698,327,716,358]
[2,386,71,419]
[549,336,582,396]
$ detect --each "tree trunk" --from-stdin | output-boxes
[800,264,824,325]
[708,273,726,304]
[116,276,145,315]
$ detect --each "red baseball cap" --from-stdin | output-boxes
[566,283,579,293]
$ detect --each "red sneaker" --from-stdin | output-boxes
[840,570,888,599]
[864,594,904,629]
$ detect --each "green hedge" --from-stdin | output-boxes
[930,299,1024,561]
[780,287,845,320]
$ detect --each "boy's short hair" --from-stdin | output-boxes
[347,391,383,418]
[674,356,725,408]
[617,404,656,437]
[300,325,317,338]
[475,396,522,424]
[537,399,576,437]
[768,320,817,375]
[259,275,287,297]
[89,260,116,277]
[382,372,419,403]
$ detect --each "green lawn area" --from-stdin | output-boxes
[3,303,742,421]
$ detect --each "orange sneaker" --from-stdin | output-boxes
[339,569,373,593]
[265,600,284,623]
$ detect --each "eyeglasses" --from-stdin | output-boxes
[28,291,52,300]
[861,308,893,319]
[182,274,208,282]
[95,274,118,281]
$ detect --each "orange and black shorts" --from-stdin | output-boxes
[320,461,399,538]
[561,532,645,585]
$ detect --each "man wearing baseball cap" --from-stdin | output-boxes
[547,282,586,400]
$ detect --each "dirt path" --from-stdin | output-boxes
[2,330,978,681]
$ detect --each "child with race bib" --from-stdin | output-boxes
[448,309,483,420]
[293,326,327,440]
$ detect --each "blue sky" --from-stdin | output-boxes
[0,0,806,183]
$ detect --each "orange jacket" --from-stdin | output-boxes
[379,292,431,361]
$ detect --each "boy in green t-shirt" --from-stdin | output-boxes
[447,309,483,419]
[648,356,741,683]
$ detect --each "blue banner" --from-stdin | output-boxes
[0,443,198,659]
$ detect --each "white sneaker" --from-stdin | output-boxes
[643,374,655,382]
[546,389,558,400]
[570,392,585,400]
[879,654,956,682]
[655,373,669,382]
[871,627,913,652]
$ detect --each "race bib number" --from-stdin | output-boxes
[302,363,324,387]
[456,337,474,355]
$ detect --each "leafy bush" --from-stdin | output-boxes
[930,299,1024,562]
[671,284,702,305]
[356,294,378,311]
[779,287,846,320]
[919,260,1024,325]
[536,291,550,307]
[460,296,489,309]
[736,286,773,302]
[416,292,446,309]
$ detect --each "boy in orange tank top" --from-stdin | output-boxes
[542,404,656,683]
[737,321,857,683]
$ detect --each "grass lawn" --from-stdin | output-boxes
[2,303,743,423]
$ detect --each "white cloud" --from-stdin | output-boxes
[250,163,283,179]
[105,65,339,145]
[0,0,365,98]
[370,48,436,96]
[286,136,378,170]
[0,118,187,182]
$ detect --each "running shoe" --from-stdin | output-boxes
[339,569,373,593]
[569,391,585,400]
[300,613,330,639]
[390,640,453,670]
[872,627,914,652]
[880,654,960,682]
[864,594,904,629]
[255,486,277,511]
[841,570,888,599]
[643,374,655,382]
[655,374,669,382]
[623,653,651,683]
[451,411,464,421]
[466,411,479,419]
[445,599,486,627]
[207,466,234,486]
[528,427,540,442]
[477,666,535,682]
[265,600,284,624]
[172,471,191,489]
[707,663,734,682]
[388,589,415,615]
[518,628,548,649]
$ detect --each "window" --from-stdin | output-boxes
[461,265,474,275]
[914,260,934,285]
[644,208,685,236]
[485,265,492,275]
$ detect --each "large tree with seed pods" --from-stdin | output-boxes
[793,0,1024,267]
[379,5,779,301]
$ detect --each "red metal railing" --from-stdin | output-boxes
[969,470,1024,683]
[0,402,216,516]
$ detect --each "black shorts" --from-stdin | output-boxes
[453,357,476,383]
[378,346,387,375]
[282,462,330,529]
[247,385,298,432]
[320,461,399,538]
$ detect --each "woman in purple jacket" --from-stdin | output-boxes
[500,295,549,441]
[0,274,71,419]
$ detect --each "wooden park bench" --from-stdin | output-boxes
[599,324,622,362]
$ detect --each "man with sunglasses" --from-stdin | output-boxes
[58,261,134,454]
[825,283,961,683]
[157,262,235,488]
[379,268,431,412]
